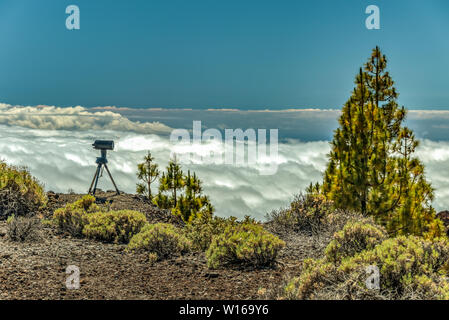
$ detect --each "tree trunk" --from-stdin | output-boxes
[361,198,367,216]
[174,188,177,207]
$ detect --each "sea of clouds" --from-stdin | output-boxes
[1,103,449,220]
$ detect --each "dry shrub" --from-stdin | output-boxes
[267,193,361,237]
[267,194,333,234]
[6,215,42,242]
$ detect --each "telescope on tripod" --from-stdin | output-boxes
[88,140,120,196]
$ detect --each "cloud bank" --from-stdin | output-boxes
[0,103,172,134]
[2,102,449,141]
[1,103,448,219]
[1,124,448,220]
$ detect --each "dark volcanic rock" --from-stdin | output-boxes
[0,195,305,300]
[0,191,307,300]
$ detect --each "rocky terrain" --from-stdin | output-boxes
[0,191,315,300]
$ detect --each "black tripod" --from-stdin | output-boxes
[88,149,120,196]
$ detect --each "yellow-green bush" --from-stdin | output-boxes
[409,274,449,300]
[340,236,449,292]
[53,195,99,236]
[283,235,449,300]
[0,161,47,219]
[83,210,147,243]
[184,213,238,251]
[128,223,191,260]
[283,258,336,300]
[325,220,387,263]
[54,196,148,243]
[206,220,285,269]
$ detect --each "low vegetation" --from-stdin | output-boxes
[324,220,387,263]
[53,194,99,236]
[206,218,285,269]
[83,209,147,243]
[266,191,367,243]
[268,193,333,234]
[0,161,46,220]
[128,223,191,260]
[53,195,147,244]
[282,233,449,300]
[184,213,237,251]
[6,215,42,242]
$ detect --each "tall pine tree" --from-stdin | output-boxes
[322,47,443,238]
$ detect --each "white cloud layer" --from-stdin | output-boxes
[1,102,448,219]
[1,124,448,220]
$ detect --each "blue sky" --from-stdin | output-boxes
[0,0,448,109]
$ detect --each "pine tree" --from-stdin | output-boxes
[174,170,213,222]
[322,47,444,238]
[136,151,160,200]
[158,156,184,207]
[154,164,214,222]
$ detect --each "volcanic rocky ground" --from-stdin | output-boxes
[0,191,326,300]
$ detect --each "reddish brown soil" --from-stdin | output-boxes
[0,191,318,300]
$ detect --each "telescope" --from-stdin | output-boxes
[88,140,120,196]
[92,140,114,150]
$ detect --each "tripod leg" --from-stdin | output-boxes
[104,164,120,195]
[88,164,101,194]
[92,164,102,196]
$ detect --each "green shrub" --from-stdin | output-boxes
[409,275,449,300]
[206,220,285,269]
[340,236,449,292]
[0,161,47,219]
[283,258,336,300]
[325,220,387,263]
[83,210,147,243]
[184,213,238,251]
[128,223,191,260]
[53,196,148,243]
[53,195,99,236]
[283,235,449,300]
[73,195,99,212]
[148,252,158,264]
